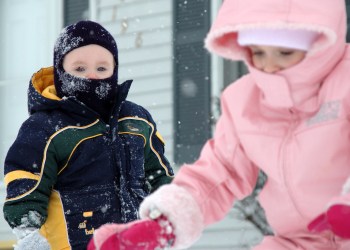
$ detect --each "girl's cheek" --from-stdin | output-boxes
[252,58,262,68]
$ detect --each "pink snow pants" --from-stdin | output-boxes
[252,234,350,250]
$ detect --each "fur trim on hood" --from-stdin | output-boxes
[205,0,345,61]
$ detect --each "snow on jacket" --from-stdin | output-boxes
[3,67,174,249]
[139,0,350,248]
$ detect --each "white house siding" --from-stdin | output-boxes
[0,0,61,178]
[94,0,175,164]
[0,0,63,247]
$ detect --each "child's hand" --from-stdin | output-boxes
[308,199,350,238]
[13,228,50,250]
[88,216,175,250]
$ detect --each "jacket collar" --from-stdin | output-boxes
[28,67,132,120]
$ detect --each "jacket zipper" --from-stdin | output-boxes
[103,121,120,185]
[280,108,307,219]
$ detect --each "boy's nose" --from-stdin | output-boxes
[86,72,98,79]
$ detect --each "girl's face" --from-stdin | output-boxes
[248,45,306,73]
[63,44,115,79]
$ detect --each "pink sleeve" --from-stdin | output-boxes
[174,91,259,225]
[139,92,259,248]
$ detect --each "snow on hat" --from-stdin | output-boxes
[54,20,118,69]
[237,29,319,51]
[53,20,118,98]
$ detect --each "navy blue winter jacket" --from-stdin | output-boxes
[3,67,174,249]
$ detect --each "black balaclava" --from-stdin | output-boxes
[53,20,119,122]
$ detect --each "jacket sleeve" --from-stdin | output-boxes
[142,109,174,192]
[139,89,259,248]
[173,90,259,223]
[3,116,57,229]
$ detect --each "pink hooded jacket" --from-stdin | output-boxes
[140,0,350,249]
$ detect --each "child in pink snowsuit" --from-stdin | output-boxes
[88,0,350,249]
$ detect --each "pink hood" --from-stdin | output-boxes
[206,0,347,111]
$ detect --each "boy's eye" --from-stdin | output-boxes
[97,67,107,72]
[75,66,85,72]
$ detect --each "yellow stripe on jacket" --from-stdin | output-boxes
[4,170,40,186]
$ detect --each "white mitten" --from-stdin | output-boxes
[13,228,50,250]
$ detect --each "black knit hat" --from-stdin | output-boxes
[53,20,118,98]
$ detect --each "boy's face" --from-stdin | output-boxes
[63,44,115,79]
[248,45,306,73]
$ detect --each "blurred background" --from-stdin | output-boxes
[6,0,350,249]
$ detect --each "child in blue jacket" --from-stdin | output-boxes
[3,20,173,250]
